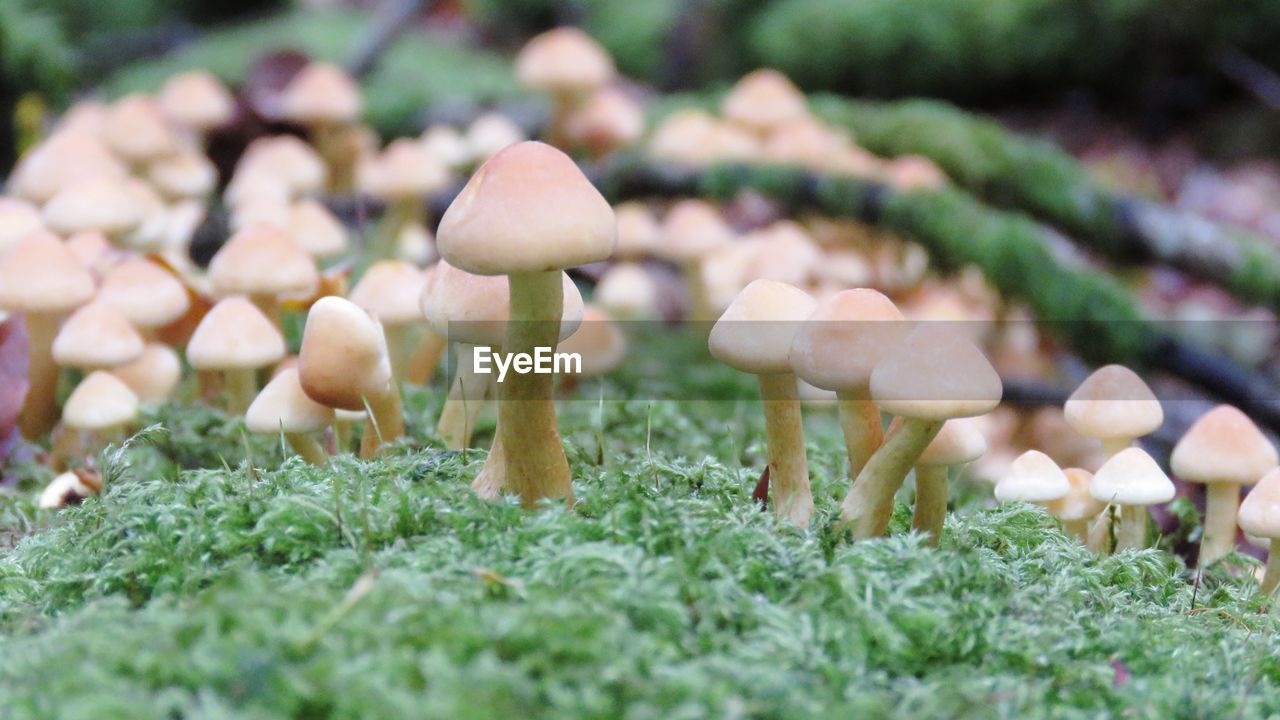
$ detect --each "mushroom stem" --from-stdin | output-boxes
[358,387,404,458]
[840,417,944,539]
[1062,518,1090,543]
[1101,437,1131,459]
[1264,539,1280,595]
[286,432,327,466]
[313,122,354,193]
[383,324,415,386]
[19,311,62,439]
[680,259,713,323]
[224,368,257,414]
[471,428,505,500]
[500,270,572,507]
[911,465,948,546]
[406,327,447,385]
[332,417,355,453]
[437,343,488,449]
[835,392,883,479]
[1200,482,1241,565]
[1115,504,1148,551]
[757,372,814,528]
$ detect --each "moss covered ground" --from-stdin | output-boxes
[0,329,1276,718]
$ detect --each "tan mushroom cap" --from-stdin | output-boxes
[464,112,526,164]
[916,417,987,468]
[436,141,616,275]
[721,69,810,132]
[62,371,139,431]
[613,202,661,259]
[41,176,143,237]
[286,199,349,258]
[709,279,816,375]
[246,367,335,435]
[297,296,392,411]
[111,343,182,403]
[0,198,44,253]
[52,301,146,369]
[1239,467,1280,539]
[187,296,286,370]
[789,288,907,394]
[158,70,235,131]
[148,151,218,199]
[358,138,450,200]
[742,222,822,287]
[278,62,363,125]
[514,27,616,94]
[1045,468,1107,523]
[349,261,428,326]
[870,324,1003,421]
[655,199,734,262]
[64,231,115,273]
[421,124,470,169]
[886,155,949,191]
[596,262,659,321]
[0,231,96,313]
[97,258,191,329]
[1090,447,1175,506]
[236,136,327,198]
[1064,365,1163,441]
[8,131,125,203]
[995,450,1070,503]
[419,261,583,346]
[208,224,319,298]
[557,305,626,378]
[1170,405,1278,486]
[102,95,177,163]
[566,87,645,150]
[120,178,170,252]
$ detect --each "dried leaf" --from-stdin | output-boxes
[752,465,769,511]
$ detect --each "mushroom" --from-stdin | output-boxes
[147,150,218,201]
[654,199,735,322]
[1046,468,1108,547]
[709,279,818,526]
[842,324,1003,538]
[234,135,327,200]
[101,94,177,169]
[286,198,350,260]
[357,138,450,259]
[464,113,526,165]
[565,86,645,157]
[349,260,430,384]
[435,141,614,506]
[0,231,96,437]
[994,450,1070,506]
[0,197,44,254]
[421,125,470,170]
[52,301,146,372]
[721,69,810,136]
[297,296,402,458]
[789,289,907,483]
[556,305,626,391]
[246,368,335,466]
[41,175,143,243]
[514,27,615,146]
[96,257,191,336]
[38,470,102,509]
[596,262,661,321]
[111,343,183,404]
[1090,447,1175,551]
[1064,365,1163,459]
[276,62,364,191]
[62,371,139,451]
[207,223,319,325]
[1238,467,1280,593]
[1170,404,1278,565]
[8,130,125,204]
[186,297,286,413]
[912,417,986,545]
[157,70,235,142]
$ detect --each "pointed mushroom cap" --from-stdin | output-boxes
[246,367,335,434]
[358,138,450,199]
[286,199,349,258]
[515,27,615,94]
[596,262,659,321]
[278,62,362,124]
[349,261,428,326]
[419,260,583,346]
[42,175,143,237]
[1045,468,1107,523]
[436,141,616,275]
[464,112,526,163]
[995,450,1070,503]
[102,95,177,163]
[187,297,286,370]
[52,301,146,369]
[870,324,1003,421]
[557,305,626,378]
[566,86,645,151]
[721,69,809,132]
[297,296,393,411]
[97,258,191,329]
[1090,447,1175,506]
[111,343,182,403]
[0,231,96,313]
[1170,405,1278,485]
[917,417,987,467]
[208,224,319,298]
[655,199,734,262]
[0,198,44,253]
[789,289,907,393]
[1238,467,1280,539]
[62,371,139,431]
[709,279,816,375]
[9,131,125,203]
[148,150,218,199]
[421,124,470,168]
[158,70,235,130]
[1064,365,1163,440]
[237,136,327,197]
[613,202,661,259]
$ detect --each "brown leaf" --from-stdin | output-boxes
[753,465,769,512]
[0,315,29,460]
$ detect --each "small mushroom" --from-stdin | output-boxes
[349,260,430,384]
[101,95,177,169]
[207,223,319,325]
[52,301,146,372]
[1171,405,1278,565]
[710,279,818,527]
[38,470,102,509]
[1238,467,1280,594]
[286,199,350,260]
[994,450,1070,506]
[1045,468,1109,548]
[514,27,615,147]
[41,175,143,243]
[111,343,183,404]
[721,69,810,136]
[186,297,286,413]
[276,62,364,191]
[62,371,139,451]
[246,368,335,466]
[157,70,235,141]
[912,418,986,545]
[0,197,44,254]
[1090,447,1175,551]
[357,139,450,260]
[654,200,735,322]
[556,306,626,390]
[96,257,191,335]
[1064,365,1163,459]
